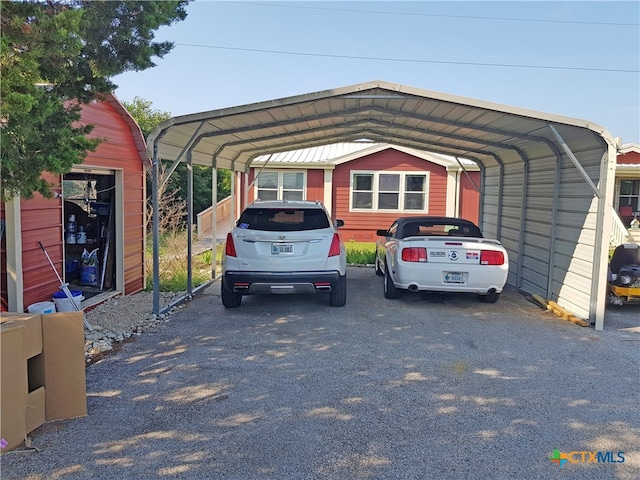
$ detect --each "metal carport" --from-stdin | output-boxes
[147,80,617,330]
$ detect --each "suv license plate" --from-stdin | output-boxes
[272,242,294,255]
[443,272,465,284]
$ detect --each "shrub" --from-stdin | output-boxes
[345,241,376,265]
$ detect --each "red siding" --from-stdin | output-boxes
[246,170,255,207]
[617,150,640,165]
[333,149,448,242]
[458,171,481,224]
[0,176,64,312]
[19,174,64,310]
[306,170,325,202]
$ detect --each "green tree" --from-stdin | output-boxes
[121,96,170,138]
[0,0,190,200]
[216,168,231,202]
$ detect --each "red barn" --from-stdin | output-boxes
[1,93,147,313]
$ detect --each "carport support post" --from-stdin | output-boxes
[230,162,236,227]
[186,151,193,294]
[592,146,617,330]
[210,159,218,278]
[152,144,161,315]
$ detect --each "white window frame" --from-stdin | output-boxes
[349,170,429,213]
[254,170,306,201]
[617,178,640,212]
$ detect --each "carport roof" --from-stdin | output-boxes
[147,80,611,172]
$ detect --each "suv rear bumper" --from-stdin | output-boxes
[224,271,341,295]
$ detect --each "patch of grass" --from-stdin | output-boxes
[345,240,376,265]
[200,249,214,264]
[145,231,222,292]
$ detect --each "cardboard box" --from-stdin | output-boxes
[1,311,87,450]
[0,313,43,359]
[41,312,87,421]
[0,322,27,452]
[25,387,46,433]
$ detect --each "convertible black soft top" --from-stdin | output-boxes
[387,216,484,239]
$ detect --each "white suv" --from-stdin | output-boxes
[221,200,347,308]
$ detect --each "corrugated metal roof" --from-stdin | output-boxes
[254,142,379,164]
[252,142,479,169]
[147,80,617,329]
[619,143,640,154]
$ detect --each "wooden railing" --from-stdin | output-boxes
[196,196,232,239]
[610,207,633,246]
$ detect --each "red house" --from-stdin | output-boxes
[235,142,481,242]
[614,143,640,225]
[1,93,147,313]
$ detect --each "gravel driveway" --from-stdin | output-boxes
[2,266,639,480]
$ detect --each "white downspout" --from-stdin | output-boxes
[445,166,458,217]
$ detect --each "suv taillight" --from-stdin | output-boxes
[328,233,342,257]
[225,232,237,257]
[402,247,427,262]
[480,250,504,265]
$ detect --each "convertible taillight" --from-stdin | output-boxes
[225,232,237,257]
[402,247,427,262]
[328,233,342,257]
[480,250,504,265]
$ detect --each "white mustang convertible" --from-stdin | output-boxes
[375,216,509,303]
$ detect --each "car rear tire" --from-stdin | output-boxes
[374,256,384,276]
[477,290,500,303]
[384,263,401,299]
[221,277,242,308]
[329,275,347,306]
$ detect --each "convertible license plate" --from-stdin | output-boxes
[443,272,465,284]
[272,242,294,255]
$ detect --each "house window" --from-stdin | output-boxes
[352,173,373,209]
[378,174,399,209]
[256,171,305,201]
[619,179,640,211]
[405,174,426,210]
[350,171,429,212]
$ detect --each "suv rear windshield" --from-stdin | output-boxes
[237,207,331,232]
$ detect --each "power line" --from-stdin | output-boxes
[176,43,640,74]
[217,1,640,27]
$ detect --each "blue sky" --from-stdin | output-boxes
[113,1,640,144]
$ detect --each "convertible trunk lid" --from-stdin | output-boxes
[403,237,505,265]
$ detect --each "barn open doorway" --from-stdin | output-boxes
[62,170,116,300]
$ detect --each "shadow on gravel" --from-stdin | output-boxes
[2,267,639,480]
